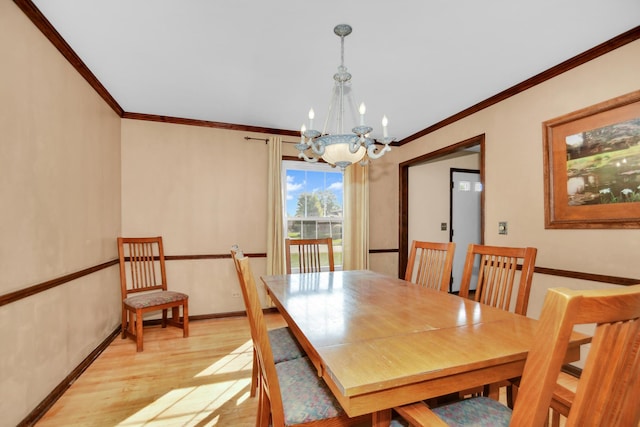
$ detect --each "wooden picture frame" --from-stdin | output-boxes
[543,90,640,229]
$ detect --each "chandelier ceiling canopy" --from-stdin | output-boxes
[296,24,394,170]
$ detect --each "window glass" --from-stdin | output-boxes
[282,160,343,269]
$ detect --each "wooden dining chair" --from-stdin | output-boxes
[459,244,538,316]
[285,238,335,274]
[405,240,456,292]
[234,253,370,427]
[230,245,304,398]
[117,236,189,352]
[394,284,640,427]
[457,244,537,405]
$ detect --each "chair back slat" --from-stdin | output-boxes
[460,244,537,315]
[118,237,167,297]
[129,242,155,290]
[405,241,456,292]
[477,254,517,310]
[285,238,335,274]
[511,285,640,427]
[569,311,640,426]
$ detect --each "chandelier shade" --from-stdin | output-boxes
[295,24,394,170]
[318,135,367,168]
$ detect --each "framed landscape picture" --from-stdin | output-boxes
[543,90,640,229]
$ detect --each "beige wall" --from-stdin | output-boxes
[0,3,122,425]
[371,40,640,322]
[120,121,295,314]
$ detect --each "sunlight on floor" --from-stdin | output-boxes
[195,340,254,377]
[117,340,254,426]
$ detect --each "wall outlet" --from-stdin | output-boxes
[441,222,447,231]
[231,291,240,298]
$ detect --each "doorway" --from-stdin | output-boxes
[450,168,482,292]
[399,134,485,279]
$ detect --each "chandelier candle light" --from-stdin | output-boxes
[296,24,394,170]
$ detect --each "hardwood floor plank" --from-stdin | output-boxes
[36,314,289,426]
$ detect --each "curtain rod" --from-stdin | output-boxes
[244,136,298,144]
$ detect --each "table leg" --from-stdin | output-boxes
[483,383,500,400]
[372,409,392,427]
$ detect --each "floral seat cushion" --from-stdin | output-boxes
[124,290,188,309]
[269,327,304,363]
[276,356,345,425]
[432,396,512,426]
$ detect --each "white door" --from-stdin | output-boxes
[450,169,481,292]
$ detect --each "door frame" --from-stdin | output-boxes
[398,134,485,278]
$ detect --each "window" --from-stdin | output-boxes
[282,160,343,269]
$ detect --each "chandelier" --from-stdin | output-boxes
[295,24,394,170]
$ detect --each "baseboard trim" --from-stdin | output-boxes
[18,326,121,426]
[561,363,582,378]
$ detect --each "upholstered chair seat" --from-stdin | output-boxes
[276,356,347,425]
[123,290,188,309]
[430,396,512,426]
[269,327,304,364]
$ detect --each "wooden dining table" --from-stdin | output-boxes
[261,270,590,426]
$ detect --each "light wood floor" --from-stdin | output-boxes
[36,314,578,427]
[36,315,277,427]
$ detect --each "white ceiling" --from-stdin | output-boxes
[31,0,640,142]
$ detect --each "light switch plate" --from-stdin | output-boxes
[498,221,508,235]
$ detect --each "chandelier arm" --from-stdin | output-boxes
[349,139,362,154]
[297,151,319,163]
[366,143,391,160]
[310,138,326,156]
